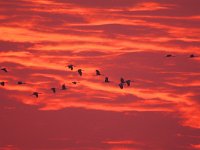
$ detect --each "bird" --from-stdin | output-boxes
[165,54,175,57]
[126,80,133,86]
[32,92,41,98]
[96,70,101,76]
[1,68,8,72]
[120,77,125,84]
[61,84,67,90]
[119,83,124,89]
[51,88,56,93]
[105,77,110,83]
[78,69,83,76]
[189,54,198,58]
[0,81,6,86]
[72,81,79,85]
[17,81,26,85]
[67,64,74,70]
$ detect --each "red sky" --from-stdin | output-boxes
[0,0,200,149]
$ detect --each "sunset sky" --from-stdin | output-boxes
[0,0,200,149]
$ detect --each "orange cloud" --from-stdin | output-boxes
[128,2,173,11]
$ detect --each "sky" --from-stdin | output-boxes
[0,0,200,149]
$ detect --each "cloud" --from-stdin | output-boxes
[1,0,200,149]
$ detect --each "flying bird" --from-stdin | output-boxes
[105,77,110,83]
[126,80,133,86]
[32,92,41,98]
[189,54,198,58]
[51,87,56,93]
[61,84,67,90]
[78,69,83,76]
[119,83,124,89]
[0,81,6,86]
[67,64,74,70]
[17,81,26,85]
[72,81,79,85]
[96,70,101,76]
[120,77,125,84]
[1,68,8,72]
[165,54,175,57]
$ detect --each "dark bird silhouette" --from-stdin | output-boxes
[126,80,133,86]
[189,54,198,58]
[105,77,110,83]
[67,64,74,70]
[96,70,101,76]
[1,68,8,72]
[51,88,56,93]
[61,84,67,90]
[119,83,124,89]
[0,81,6,86]
[17,81,26,85]
[165,54,175,57]
[72,81,79,85]
[120,78,125,84]
[32,92,41,98]
[78,69,83,76]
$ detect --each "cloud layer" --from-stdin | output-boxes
[0,0,200,149]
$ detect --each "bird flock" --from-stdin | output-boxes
[0,54,198,98]
[0,64,133,98]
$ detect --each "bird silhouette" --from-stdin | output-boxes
[67,64,74,70]
[72,81,79,85]
[1,68,8,72]
[165,54,175,57]
[119,83,124,89]
[78,69,83,76]
[126,80,133,86]
[32,92,41,98]
[96,70,101,76]
[51,87,56,93]
[0,81,6,86]
[61,84,67,90]
[120,78,125,84]
[17,81,26,85]
[105,77,110,83]
[189,54,198,58]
